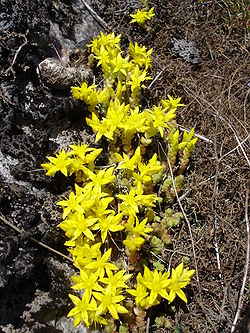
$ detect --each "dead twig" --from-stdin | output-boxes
[231,128,250,167]
[227,64,245,112]
[184,85,250,167]
[0,213,73,263]
[212,108,223,281]
[221,242,241,318]
[178,124,214,144]
[231,186,249,333]
[219,134,250,162]
[5,30,29,78]
[168,157,200,289]
[147,67,166,89]
[146,316,150,333]
[243,89,249,124]
[81,0,108,31]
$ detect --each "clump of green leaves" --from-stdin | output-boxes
[42,31,197,331]
[155,315,172,329]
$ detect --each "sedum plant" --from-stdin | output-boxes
[42,31,197,332]
[130,7,155,29]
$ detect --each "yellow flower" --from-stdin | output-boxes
[99,269,132,289]
[92,213,124,243]
[97,87,111,105]
[123,234,145,252]
[133,153,163,185]
[129,65,152,92]
[68,143,92,159]
[67,157,88,178]
[41,149,72,177]
[71,82,97,105]
[94,44,110,67]
[127,279,149,308]
[84,248,118,278]
[115,146,141,171]
[85,148,103,170]
[126,283,148,308]
[106,98,129,132]
[66,144,102,177]
[89,305,108,326]
[167,262,195,303]
[117,187,138,216]
[129,42,153,69]
[57,191,85,219]
[86,167,115,192]
[71,270,104,297]
[130,7,155,26]
[139,266,170,305]
[92,284,128,319]
[117,182,157,216]
[114,81,126,101]
[148,105,176,138]
[122,107,149,136]
[178,128,198,158]
[168,129,180,161]
[86,113,114,142]
[161,95,185,111]
[67,293,97,327]
[60,212,97,241]
[90,196,114,219]
[71,241,102,268]
[132,216,153,237]
[111,53,131,77]
[124,214,135,232]
[88,31,121,56]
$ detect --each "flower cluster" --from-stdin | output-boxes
[67,251,131,327]
[42,145,161,327]
[41,31,197,331]
[72,32,184,149]
[127,263,195,309]
[130,7,155,28]
[41,144,102,180]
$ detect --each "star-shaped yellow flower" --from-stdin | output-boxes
[167,262,195,303]
[41,149,72,177]
[93,284,128,319]
[67,292,97,327]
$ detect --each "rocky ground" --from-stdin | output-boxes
[0,0,249,332]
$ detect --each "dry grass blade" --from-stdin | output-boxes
[178,124,214,144]
[146,317,150,333]
[184,85,250,167]
[147,67,166,89]
[212,118,223,281]
[219,134,250,161]
[231,186,249,332]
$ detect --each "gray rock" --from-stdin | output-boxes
[0,150,45,198]
[169,38,201,64]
